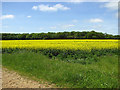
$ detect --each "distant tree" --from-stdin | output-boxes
[1,31,120,40]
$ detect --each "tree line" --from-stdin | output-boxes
[1,31,120,40]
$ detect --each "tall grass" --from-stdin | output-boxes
[2,48,118,64]
[2,50,118,88]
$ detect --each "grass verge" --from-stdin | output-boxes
[2,50,118,88]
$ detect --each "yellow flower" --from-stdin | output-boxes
[1,39,118,50]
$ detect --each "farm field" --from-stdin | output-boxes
[2,39,118,50]
[1,39,119,88]
[2,1,120,88]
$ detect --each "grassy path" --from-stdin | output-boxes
[2,68,55,88]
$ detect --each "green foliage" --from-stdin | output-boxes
[1,31,120,40]
[2,48,119,64]
[2,51,118,88]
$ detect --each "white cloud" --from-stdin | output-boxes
[103,2,118,10]
[32,6,38,10]
[96,0,117,2]
[0,15,14,20]
[102,2,119,19]
[32,4,70,12]
[72,19,78,23]
[27,16,32,18]
[70,0,84,3]
[70,0,116,3]
[89,18,103,23]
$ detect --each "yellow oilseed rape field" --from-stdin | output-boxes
[1,39,119,51]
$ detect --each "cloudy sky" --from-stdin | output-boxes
[1,2,118,35]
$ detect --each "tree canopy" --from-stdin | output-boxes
[1,31,120,40]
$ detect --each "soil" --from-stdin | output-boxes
[2,68,55,88]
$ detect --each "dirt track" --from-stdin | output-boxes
[2,68,55,88]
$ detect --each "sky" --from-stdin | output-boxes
[1,2,118,35]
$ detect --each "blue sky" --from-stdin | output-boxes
[1,2,118,35]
